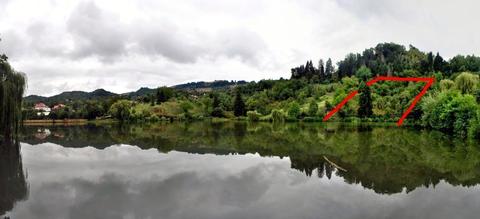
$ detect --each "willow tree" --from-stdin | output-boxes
[0,51,27,142]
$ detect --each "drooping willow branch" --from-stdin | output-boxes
[0,56,27,142]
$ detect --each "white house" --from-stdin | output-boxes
[34,102,51,116]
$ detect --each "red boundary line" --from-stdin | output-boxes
[322,76,435,126]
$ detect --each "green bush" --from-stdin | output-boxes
[287,101,301,119]
[308,100,318,116]
[109,100,132,122]
[422,91,478,136]
[455,72,479,94]
[468,109,480,139]
[439,79,455,91]
[272,109,286,122]
[247,111,261,122]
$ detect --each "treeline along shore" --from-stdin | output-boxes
[19,42,480,139]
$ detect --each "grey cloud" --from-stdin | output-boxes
[136,27,204,63]
[66,1,128,63]
[214,28,267,65]
[63,1,268,65]
[17,166,272,219]
[135,25,267,65]
[0,31,27,59]
[334,0,401,20]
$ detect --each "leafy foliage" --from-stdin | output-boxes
[421,91,478,136]
[0,51,26,141]
[454,72,479,94]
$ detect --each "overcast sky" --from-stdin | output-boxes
[1,0,480,96]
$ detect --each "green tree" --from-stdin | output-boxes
[358,82,373,118]
[422,91,477,136]
[426,52,434,72]
[455,72,479,94]
[211,94,224,117]
[85,100,105,120]
[272,109,286,122]
[439,79,455,91]
[109,100,132,122]
[156,87,174,104]
[233,91,246,117]
[308,99,318,117]
[318,59,325,81]
[433,52,445,72]
[355,66,372,81]
[0,48,26,141]
[180,101,194,119]
[325,58,334,79]
[288,101,301,119]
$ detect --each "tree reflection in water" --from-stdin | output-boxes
[0,140,28,217]
[19,122,480,195]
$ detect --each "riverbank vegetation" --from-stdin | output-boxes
[22,43,480,138]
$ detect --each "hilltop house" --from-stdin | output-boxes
[52,104,66,110]
[34,102,51,116]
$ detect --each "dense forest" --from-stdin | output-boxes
[22,42,480,138]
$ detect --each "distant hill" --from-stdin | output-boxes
[173,80,248,90]
[24,80,248,104]
[123,87,156,99]
[24,89,118,104]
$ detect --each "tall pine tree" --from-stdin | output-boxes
[325,58,334,80]
[356,66,373,118]
[233,91,246,117]
[318,59,325,81]
[358,82,373,118]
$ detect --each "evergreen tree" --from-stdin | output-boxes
[156,87,173,104]
[318,59,325,81]
[427,52,434,72]
[433,52,445,72]
[233,91,246,117]
[325,58,334,80]
[357,82,373,118]
[149,94,155,106]
[211,93,224,117]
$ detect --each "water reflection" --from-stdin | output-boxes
[18,122,480,194]
[3,122,480,218]
[0,140,28,216]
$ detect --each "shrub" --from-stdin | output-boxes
[287,101,301,119]
[211,107,224,118]
[468,109,480,139]
[109,100,132,122]
[422,91,478,136]
[271,109,286,122]
[308,100,318,117]
[247,111,261,122]
[455,72,479,94]
[439,79,455,91]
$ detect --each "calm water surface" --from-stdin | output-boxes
[2,122,480,218]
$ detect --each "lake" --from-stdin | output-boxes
[2,121,480,218]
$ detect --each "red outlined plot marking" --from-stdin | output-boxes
[322,76,435,126]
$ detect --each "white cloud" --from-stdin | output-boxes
[1,0,480,96]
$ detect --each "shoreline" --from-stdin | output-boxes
[23,119,88,126]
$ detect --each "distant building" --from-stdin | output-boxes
[34,102,51,116]
[52,104,66,111]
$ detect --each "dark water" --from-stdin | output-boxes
[2,122,480,218]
